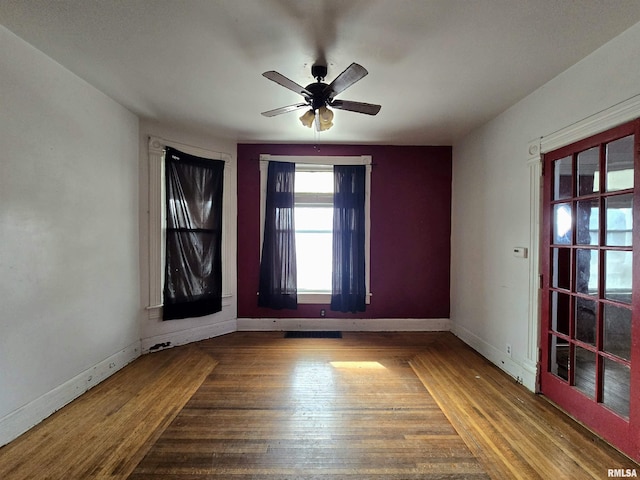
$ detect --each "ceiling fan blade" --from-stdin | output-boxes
[262,71,311,97]
[326,63,368,97]
[261,103,309,117]
[330,99,381,116]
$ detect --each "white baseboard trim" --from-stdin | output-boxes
[237,317,450,332]
[451,324,537,392]
[0,341,141,448]
[140,318,237,354]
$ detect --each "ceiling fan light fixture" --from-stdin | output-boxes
[299,109,315,128]
[317,105,334,131]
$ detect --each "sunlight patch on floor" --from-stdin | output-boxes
[329,361,386,370]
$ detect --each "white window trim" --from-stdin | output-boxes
[147,136,233,320]
[259,154,372,305]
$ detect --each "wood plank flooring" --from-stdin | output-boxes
[130,332,486,479]
[410,334,638,479]
[0,344,216,480]
[0,331,637,479]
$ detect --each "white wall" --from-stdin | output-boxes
[0,26,140,445]
[451,21,640,390]
[138,120,238,352]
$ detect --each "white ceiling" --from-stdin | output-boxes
[2,0,640,145]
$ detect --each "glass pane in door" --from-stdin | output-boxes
[552,248,571,290]
[554,156,573,199]
[575,248,598,295]
[574,346,596,399]
[550,335,569,381]
[551,291,570,335]
[603,358,630,418]
[606,135,634,192]
[576,199,599,245]
[605,194,633,247]
[603,304,632,361]
[577,147,600,195]
[553,203,573,244]
[575,298,596,346]
[605,250,632,303]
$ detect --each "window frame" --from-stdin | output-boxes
[294,163,334,295]
[147,136,233,321]
[259,154,372,305]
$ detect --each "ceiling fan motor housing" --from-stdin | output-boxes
[311,64,327,81]
[305,82,330,110]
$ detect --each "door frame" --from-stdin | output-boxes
[529,95,640,461]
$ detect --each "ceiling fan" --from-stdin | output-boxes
[261,63,381,131]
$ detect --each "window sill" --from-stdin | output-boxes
[297,293,371,305]
[298,293,331,304]
[146,294,234,310]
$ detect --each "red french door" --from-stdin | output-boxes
[540,119,640,461]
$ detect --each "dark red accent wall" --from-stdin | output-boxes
[237,144,452,319]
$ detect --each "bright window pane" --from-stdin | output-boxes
[553,203,572,244]
[295,170,333,193]
[295,207,332,231]
[295,232,332,291]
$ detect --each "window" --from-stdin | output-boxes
[146,137,232,322]
[259,155,371,304]
[294,164,334,293]
[163,147,224,320]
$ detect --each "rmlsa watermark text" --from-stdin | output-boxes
[608,469,638,478]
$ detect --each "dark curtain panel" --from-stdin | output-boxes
[331,165,366,313]
[163,147,224,320]
[258,161,298,309]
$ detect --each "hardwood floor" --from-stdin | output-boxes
[0,332,636,479]
[410,334,638,479]
[130,332,486,479]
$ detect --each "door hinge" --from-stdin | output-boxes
[539,274,544,289]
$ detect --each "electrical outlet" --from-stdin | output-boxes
[506,344,512,356]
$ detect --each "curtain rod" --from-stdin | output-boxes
[150,136,229,160]
[258,157,373,165]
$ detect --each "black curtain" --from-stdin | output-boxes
[163,147,224,320]
[331,165,366,313]
[258,161,298,309]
